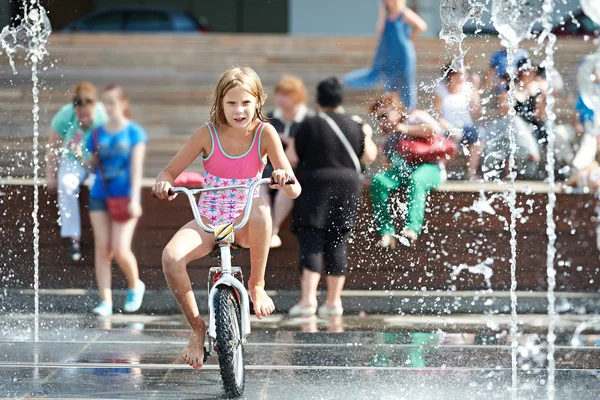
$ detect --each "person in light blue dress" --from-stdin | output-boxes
[343,0,427,110]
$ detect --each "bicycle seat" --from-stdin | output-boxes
[209,243,242,259]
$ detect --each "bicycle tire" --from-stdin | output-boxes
[213,285,245,398]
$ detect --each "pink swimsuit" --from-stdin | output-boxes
[198,122,267,225]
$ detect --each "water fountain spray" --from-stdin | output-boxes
[539,0,558,398]
[490,0,544,398]
[0,1,51,343]
[439,0,485,71]
[580,0,600,27]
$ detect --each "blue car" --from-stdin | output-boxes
[62,8,209,33]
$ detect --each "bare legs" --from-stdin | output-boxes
[90,211,141,304]
[297,270,345,310]
[467,142,483,180]
[298,269,320,308]
[90,212,113,303]
[236,197,275,318]
[162,219,212,369]
[272,191,294,237]
[161,197,275,369]
[259,185,294,247]
[324,275,345,309]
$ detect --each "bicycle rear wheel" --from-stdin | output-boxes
[213,285,245,398]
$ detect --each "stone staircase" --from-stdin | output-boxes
[0,34,596,178]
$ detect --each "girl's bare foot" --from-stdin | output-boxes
[176,319,207,369]
[249,287,275,319]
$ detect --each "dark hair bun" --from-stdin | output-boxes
[317,77,344,108]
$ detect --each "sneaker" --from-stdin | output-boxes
[288,303,317,317]
[318,304,344,317]
[270,234,282,248]
[68,243,82,262]
[123,280,145,313]
[377,234,396,249]
[92,301,113,317]
[400,228,418,246]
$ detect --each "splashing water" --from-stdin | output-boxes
[0,5,51,74]
[450,258,494,290]
[505,45,520,400]
[491,0,545,47]
[490,0,532,396]
[0,2,52,343]
[540,0,558,397]
[581,0,600,26]
[570,317,600,347]
[439,0,485,70]
[462,190,498,216]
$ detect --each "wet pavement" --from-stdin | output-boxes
[0,313,598,399]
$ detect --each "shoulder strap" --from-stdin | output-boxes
[318,112,361,174]
[93,128,108,192]
[255,121,266,161]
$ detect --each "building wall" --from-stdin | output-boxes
[289,0,378,36]
[0,0,10,27]
[93,0,287,33]
[3,0,586,36]
[289,0,584,38]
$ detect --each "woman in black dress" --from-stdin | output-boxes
[289,77,377,317]
[260,76,313,248]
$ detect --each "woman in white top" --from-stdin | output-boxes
[433,64,482,180]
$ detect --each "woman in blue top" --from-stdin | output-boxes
[343,0,427,110]
[84,85,147,317]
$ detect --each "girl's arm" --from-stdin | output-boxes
[398,111,443,139]
[469,78,482,120]
[154,125,208,199]
[45,128,62,191]
[432,94,454,131]
[403,8,428,39]
[130,143,146,204]
[80,153,96,172]
[361,123,378,163]
[376,2,386,36]
[262,124,301,199]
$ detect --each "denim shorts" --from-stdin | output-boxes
[89,198,108,212]
[461,125,480,145]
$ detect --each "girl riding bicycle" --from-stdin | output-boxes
[153,67,301,369]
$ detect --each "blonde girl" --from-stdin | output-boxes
[153,67,301,369]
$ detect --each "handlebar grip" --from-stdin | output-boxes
[152,187,175,198]
[270,177,296,185]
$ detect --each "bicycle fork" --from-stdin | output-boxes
[207,244,252,341]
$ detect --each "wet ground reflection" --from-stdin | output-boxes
[0,313,598,399]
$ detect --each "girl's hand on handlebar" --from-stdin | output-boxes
[270,169,294,189]
[153,181,176,200]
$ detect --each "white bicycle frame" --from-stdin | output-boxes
[170,178,272,340]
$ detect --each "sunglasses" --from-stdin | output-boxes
[377,112,389,121]
[73,98,95,107]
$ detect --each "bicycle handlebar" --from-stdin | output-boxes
[161,177,294,234]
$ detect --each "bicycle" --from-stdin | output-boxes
[166,177,291,398]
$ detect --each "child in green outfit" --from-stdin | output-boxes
[369,94,446,248]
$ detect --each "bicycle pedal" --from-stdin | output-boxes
[203,346,209,363]
[208,248,220,259]
[209,244,242,259]
[230,244,241,256]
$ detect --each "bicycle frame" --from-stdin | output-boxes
[170,178,272,340]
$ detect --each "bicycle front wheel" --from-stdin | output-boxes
[213,285,245,398]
